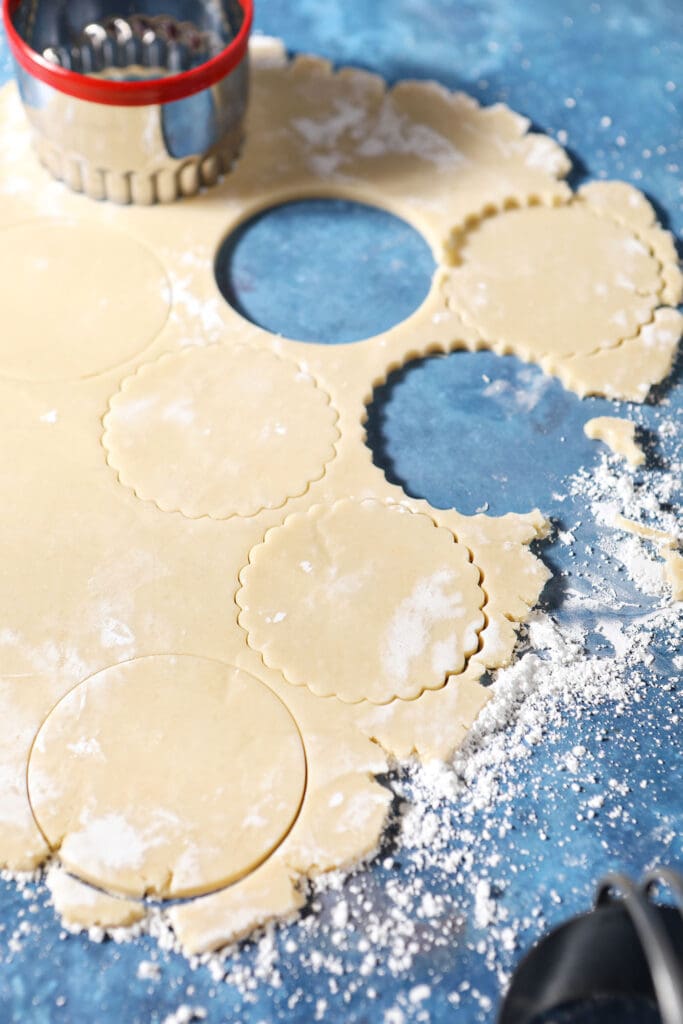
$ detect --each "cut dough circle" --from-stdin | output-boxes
[27,656,306,899]
[237,499,486,705]
[0,220,170,382]
[103,345,339,519]
[444,204,661,360]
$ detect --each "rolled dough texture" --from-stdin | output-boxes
[0,220,170,381]
[0,36,680,952]
[103,345,339,518]
[28,657,307,899]
[237,499,485,704]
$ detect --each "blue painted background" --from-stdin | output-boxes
[1,2,682,1021]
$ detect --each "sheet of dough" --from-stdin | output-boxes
[0,220,170,381]
[0,36,679,952]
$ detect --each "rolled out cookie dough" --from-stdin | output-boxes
[237,499,486,704]
[0,35,680,952]
[0,220,170,382]
[28,657,306,899]
[584,417,645,467]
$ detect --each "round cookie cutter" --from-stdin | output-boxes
[3,0,253,203]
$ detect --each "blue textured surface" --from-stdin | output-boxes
[216,199,436,343]
[1,2,682,1022]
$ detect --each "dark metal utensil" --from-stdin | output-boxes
[499,867,683,1024]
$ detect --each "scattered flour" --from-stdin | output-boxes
[161,1007,207,1024]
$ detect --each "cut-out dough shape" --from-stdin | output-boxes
[0,220,170,382]
[237,500,486,704]
[103,346,339,518]
[28,656,306,899]
[584,417,645,467]
[444,203,662,363]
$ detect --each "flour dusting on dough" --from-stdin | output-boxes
[380,570,464,686]
[62,813,152,874]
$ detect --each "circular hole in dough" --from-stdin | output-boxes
[365,349,611,516]
[237,499,486,705]
[214,199,436,344]
[27,656,307,900]
[103,345,339,519]
[0,220,170,382]
[444,204,661,360]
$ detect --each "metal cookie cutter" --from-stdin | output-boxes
[3,0,253,203]
[499,867,683,1024]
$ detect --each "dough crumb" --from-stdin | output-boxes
[613,514,682,602]
[663,549,683,601]
[584,416,645,467]
[613,513,679,549]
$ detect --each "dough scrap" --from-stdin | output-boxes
[103,346,339,519]
[613,515,678,548]
[584,417,645,467]
[555,308,683,401]
[0,35,678,950]
[663,550,683,602]
[47,867,145,931]
[28,657,306,899]
[0,220,170,382]
[237,499,486,704]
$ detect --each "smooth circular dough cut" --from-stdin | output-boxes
[103,346,339,519]
[238,500,486,704]
[27,656,306,899]
[444,204,662,360]
[0,220,170,381]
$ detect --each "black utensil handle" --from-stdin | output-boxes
[597,872,683,1024]
[644,866,683,920]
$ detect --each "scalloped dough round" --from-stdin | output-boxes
[103,346,339,518]
[444,204,662,360]
[237,500,486,704]
[27,656,306,899]
[0,220,170,382]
